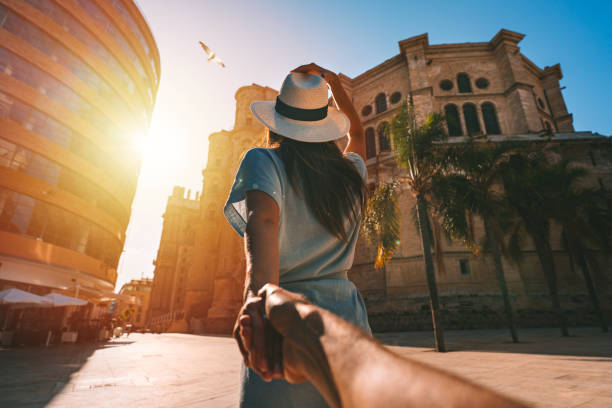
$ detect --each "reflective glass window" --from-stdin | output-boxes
[0,47,122,139]
[108,0,157,80]
[23,0,140,102]
[0,187,122,266]
[0,6,136,121]
[0,92,136,196]
[0,138,129,224]
[73,0,148,85]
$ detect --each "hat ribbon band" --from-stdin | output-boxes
[275,96,328,122]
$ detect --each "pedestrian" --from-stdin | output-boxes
[225,63,370,407]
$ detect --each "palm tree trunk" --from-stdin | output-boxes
[484,216,519,343]
[563,232,607,332]
[531,230,569,336]
[416,195,446,352]
[576,251,608,332]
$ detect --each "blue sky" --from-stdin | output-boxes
[116,0,611,289]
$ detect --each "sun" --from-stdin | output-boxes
[135,115,187,180]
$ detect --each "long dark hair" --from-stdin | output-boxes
[266,131,367,242]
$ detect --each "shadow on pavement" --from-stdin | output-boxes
[376,326,612,358]
[0,339,133,408]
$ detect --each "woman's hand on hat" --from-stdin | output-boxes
[291,63,336,81]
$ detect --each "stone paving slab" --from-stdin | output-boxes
[0,327,610,407]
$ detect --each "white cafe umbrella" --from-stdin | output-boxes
[43,293,87,307]
[0,288,52,306]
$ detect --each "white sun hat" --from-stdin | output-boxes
[250,73,350,143]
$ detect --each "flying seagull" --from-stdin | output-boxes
[199,41,226,68]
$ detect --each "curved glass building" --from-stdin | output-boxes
[0,0,159,299]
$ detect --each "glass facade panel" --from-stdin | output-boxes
[0,91,136,197]
[73,0,148,85]
[0,47,122,140]
[0,138,129,224]
[109,0,157,80]
[0,187,122,266]
[0,5,138,121]
[23,0,142,104]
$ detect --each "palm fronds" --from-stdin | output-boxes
[362,180,400,269]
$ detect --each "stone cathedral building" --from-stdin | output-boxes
[180,29,610,333]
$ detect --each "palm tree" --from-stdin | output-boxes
[501,151,569,336]
[546,159,611,332]
[431,139,519,342]
[390,102,448,352]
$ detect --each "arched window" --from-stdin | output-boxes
[457,73,472,93]
[462,103,481,135]
[375,93,387,114]
[378,122,391,151]
[444,104,462,136]
[481,102,501,135]
[365,127,376,159]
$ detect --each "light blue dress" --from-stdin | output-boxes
[224,147,371,408]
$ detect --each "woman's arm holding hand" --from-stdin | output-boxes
[292,63,366,160]
[233,190,280,375]
[243,190,280,299]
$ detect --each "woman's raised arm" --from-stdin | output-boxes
[292,63,366,160]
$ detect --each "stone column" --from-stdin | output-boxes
[541,64,574,132]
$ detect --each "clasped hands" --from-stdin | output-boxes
[233,284,315,383]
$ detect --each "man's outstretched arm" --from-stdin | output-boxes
[255,284,528,408]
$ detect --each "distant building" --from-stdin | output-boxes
[185,84,277,333]
[149,186,199,332]
[118,278,152,328]
[0,0,160,308]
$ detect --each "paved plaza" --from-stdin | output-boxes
[0,327,610,407]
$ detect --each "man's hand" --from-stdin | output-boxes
[235,284,317,384]
[258,284,327,384]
